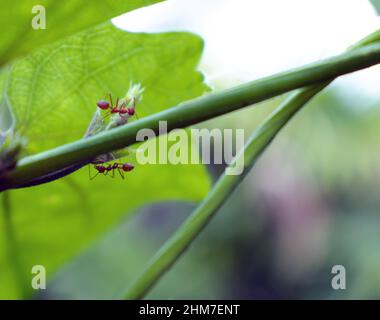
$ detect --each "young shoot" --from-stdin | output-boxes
[85,82,144,179]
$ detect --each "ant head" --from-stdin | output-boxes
[97,100,110,110]
[122,163,134,172]
[95,165,106,173]
[127,108,135,116]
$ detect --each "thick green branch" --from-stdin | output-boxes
[3,41,380,190]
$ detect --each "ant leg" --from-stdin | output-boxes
[89,166,99,180]
[107,93,113,106]
[90,172,100,180]
[108,168,115,179]
[103,166,111,177]
[102,111,113,121]
[117,168,125,179]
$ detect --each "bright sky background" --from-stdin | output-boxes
[113,0,380,107]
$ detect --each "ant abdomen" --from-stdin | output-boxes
[122,163,134,172]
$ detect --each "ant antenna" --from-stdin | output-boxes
[117,167,125,179]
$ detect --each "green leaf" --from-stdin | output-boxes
[370,0,380,14]
[0,23,210,298]
[6,23,208,154]
[0,0,163,65]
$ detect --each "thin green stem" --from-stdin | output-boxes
[123,29,380,299]
[1,192,29,298]
[3,42,380,190]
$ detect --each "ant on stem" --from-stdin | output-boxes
[97,93,137,118]
[89,162,134,180]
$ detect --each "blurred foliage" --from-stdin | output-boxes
[0,2,211,299]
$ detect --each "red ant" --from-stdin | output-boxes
[89,162,134,180]
[97,94,137,118]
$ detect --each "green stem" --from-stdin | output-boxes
[123,29,380,299]
[1,192,29,298]
[124,84,324,299]
[3,41,380,190]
